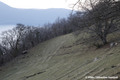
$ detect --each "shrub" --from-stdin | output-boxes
[93,43,103,49]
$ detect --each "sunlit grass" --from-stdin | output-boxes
[0,31,120,80]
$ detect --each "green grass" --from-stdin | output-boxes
[0,32,120,80]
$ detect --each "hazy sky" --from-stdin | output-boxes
[0,0,79,33]
[0,0,78,9]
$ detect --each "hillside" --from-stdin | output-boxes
[0,1,71,26]
[0,32,120,80]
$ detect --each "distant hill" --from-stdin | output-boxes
[0,2,71,26]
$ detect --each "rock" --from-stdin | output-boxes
[22,50,28,54]
[94,57,98,62]
[110,42,118,48]
[111,65,116,68]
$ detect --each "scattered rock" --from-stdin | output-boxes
[110,42,118,48]
[22,50,28,54]
[111,65,116,68]
[94,57,99,62]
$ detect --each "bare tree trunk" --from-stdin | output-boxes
[102,37,107,45]
[31,41,34,47]
[100,34,107,45]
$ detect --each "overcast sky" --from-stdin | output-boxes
[0,0,78,9]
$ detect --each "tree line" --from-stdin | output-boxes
[0,16,79,65]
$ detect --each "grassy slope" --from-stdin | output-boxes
[0,32,120,80]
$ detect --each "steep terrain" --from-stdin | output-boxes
[0,32,120,80]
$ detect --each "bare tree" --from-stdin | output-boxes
[1,24,27,57]
[73,0,120,45]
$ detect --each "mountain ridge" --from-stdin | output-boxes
[0,1,71,26]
